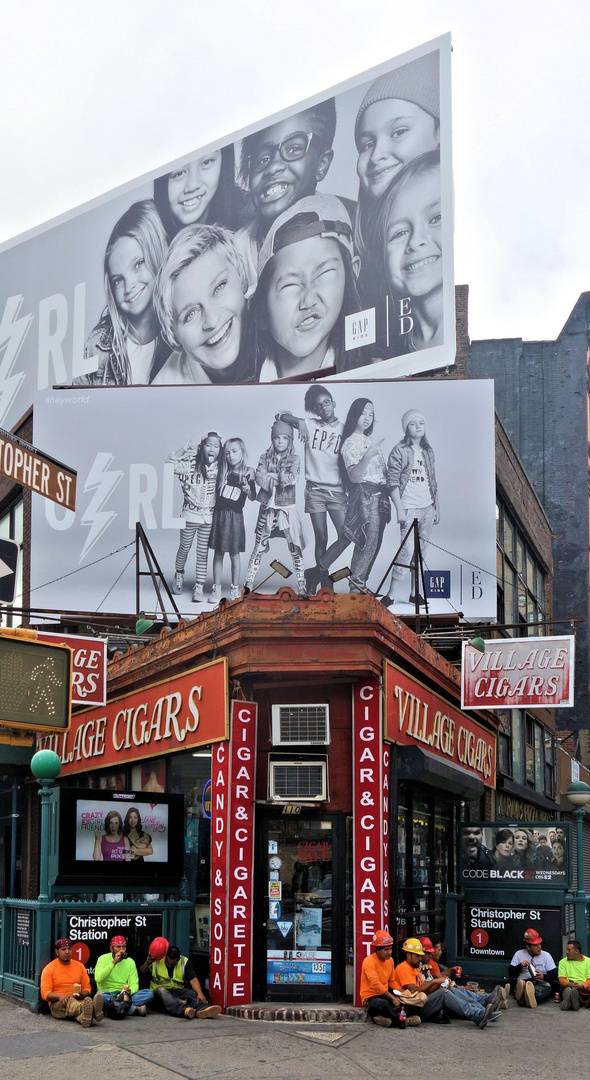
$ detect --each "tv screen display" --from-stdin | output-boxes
[55,788,184,889]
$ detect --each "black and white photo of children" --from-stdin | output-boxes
[167,431,222,602]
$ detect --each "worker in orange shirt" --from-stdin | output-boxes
[40,938,104,1027]
[394,938,500,1028]
[360,929,422,1028]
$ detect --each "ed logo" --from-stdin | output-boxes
[345,308,376,350]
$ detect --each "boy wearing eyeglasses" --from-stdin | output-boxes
[236,99,353,295]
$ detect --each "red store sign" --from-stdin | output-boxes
[209,739,230,1007]
[353,678,386,1006]
[461,636,574,709]
[37,631,107,706]
[384,661,496,787]
[36,657,228,773]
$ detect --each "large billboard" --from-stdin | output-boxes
[0,36,453,432]
[460,822,570,887]
[31,379,495,619]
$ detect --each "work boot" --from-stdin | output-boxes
[372,1015,392,1027]
[488,986,503,1011]
[196,1004,222,1018]
[571,988,580,1011]
[77,997,94,1028]
[134,1005,147,1016]
[184,1007,196,1019]
[560,987,572,1010]
[93,992,104,1022]
[524,981,537,1008]
[476,1002,495,1028]
[515,979,526,1003]
[406,1015,421,1026]
[500,983,510,1009]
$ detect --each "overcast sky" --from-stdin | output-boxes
[1,0,589,343]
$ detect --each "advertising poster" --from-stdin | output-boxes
[462,636,575,709]
[460,822,570,886]
[464,905,562,963]
[31,379,496,620]
[267,950,331,985]
[0,36,453,433]
[67,911,163,979]
[75,798,169,863]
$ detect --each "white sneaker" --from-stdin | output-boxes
[172,572,184,595]
[192,583,204,602]
[230,585,240,601]
[208,584,222,605]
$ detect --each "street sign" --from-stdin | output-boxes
[0,427,76,510]
[0,537,19,603]
[0,630,72,731]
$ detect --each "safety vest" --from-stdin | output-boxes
[150,956,187,991]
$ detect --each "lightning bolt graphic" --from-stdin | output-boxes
[0,294,33,428]
[80,452,124,562]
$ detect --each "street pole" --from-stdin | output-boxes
[566,781,590,952]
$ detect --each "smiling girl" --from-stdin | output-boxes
[153,225,253,384]
[369,150,443,355]
[153,145,245,238]
[75,200,169,386]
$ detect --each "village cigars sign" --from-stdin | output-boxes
[384,660,496,787]
[461,636,574,709]
[36,657,228,773]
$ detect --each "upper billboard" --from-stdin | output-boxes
[0,36,453,431]
[30,379,495,620]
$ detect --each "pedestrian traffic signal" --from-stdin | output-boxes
[0,629,72,732]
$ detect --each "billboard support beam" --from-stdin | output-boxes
[135,521,179,627]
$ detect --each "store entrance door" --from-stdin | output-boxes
[254,808,343,1002]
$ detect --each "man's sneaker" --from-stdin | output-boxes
[196,1004,222,1019]
[93,992,104,1022]
[515,979,526,1003]
[476,1002,495,1029]
[230,585,240,601]
[560,987,572,1010]
[571,988,580,1011]
[406,1015,421,1026]
[489,1011,502,1022]
[489,986,503,1011]
[500,983,510,1009]
[524,981,537,1008]
[208,584,222,605]
[78,997,94,1027]
[134,1005,147,1016]
[171,571,184,595]
[372,1015,392,1027]
[192,583,204,602]
[184,1007,196,1019]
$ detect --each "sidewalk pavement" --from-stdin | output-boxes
[0,991,585,1080]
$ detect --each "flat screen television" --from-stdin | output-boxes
[54,787,185,890]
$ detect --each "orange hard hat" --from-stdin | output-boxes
[523,928,542,945]
[372,929,394,948]
[419,936,434,953]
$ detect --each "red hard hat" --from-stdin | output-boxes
[149,936,170,960]
[419,936,434,953]
[372,929,394,948]
[523,928,542,945]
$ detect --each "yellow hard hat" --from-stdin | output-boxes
[402,937,425,955]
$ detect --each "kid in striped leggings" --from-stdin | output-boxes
[167,432,222,602]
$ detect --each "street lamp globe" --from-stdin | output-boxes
[30,749,61,781]
[566,781,590,807]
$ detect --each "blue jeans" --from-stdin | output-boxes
[101,988,153,1015]
[443,986,485,1022]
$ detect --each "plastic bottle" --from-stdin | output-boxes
[399,1005,406,1029]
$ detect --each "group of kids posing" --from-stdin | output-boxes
[166,384,439,603]
[74,52,443,388]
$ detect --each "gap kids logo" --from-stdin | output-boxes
[345,308,376,350]
[425,570,451,598]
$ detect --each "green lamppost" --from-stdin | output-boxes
[30,749,61,902]
[566,780,590,952]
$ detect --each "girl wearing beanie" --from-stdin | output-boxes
[382,408,439,607]
[244,418,307,593]
[354,52,440,263]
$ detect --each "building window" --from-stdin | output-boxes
[496,501,546,635]
[0,496,23,627]
[499,710,555,799]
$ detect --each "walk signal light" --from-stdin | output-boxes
[0,629,72,732]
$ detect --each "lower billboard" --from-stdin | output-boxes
[31,380,496,619]
[461,822,570,887]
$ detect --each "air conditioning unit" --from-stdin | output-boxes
[271,704,330,746]
[268,759,328,802]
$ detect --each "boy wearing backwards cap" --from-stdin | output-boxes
[360,929,422,1027]
[95,934,154,1018]
[40,937,104,1027]
[508,928,557,1007]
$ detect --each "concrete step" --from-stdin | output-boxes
[226,1001,366,1023]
